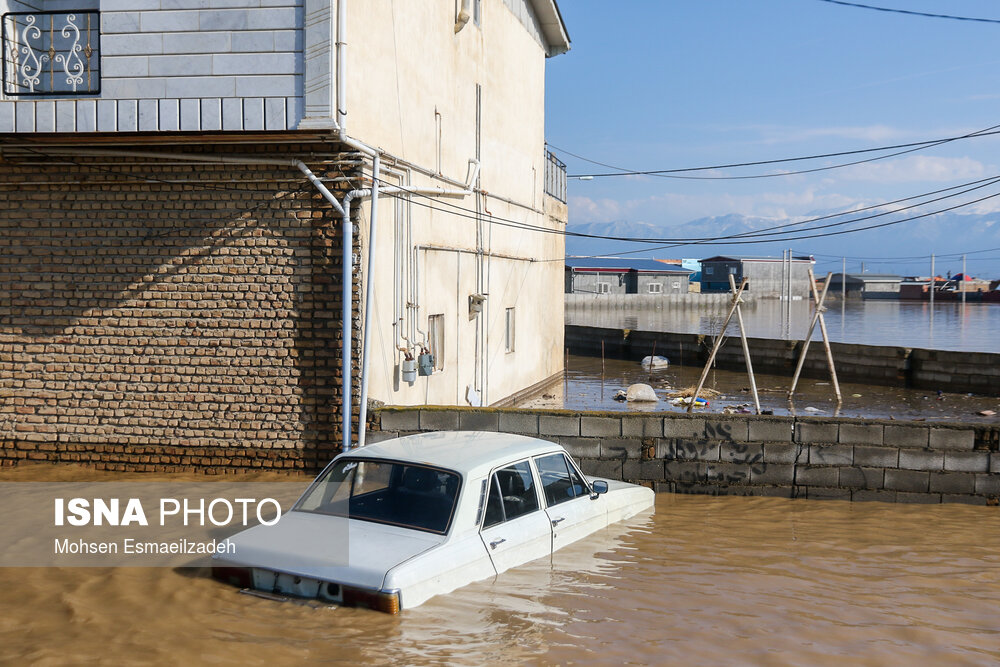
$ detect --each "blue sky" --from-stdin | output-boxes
[545,0,1000,243]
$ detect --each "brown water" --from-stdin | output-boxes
[2,465,999,665]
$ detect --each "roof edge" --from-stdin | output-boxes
[529,0,571,56]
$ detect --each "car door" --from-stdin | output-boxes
[479,460,553,575]
[534,452,607,553]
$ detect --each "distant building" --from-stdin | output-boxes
[700,255,815,297]
[826,273,901,299]
[565,258,693,295]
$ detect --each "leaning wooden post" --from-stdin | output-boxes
[811,270,842,403]
[788,269,835,399]
[689,278,748,413]
[729,273,761,414]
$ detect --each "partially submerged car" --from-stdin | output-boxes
[212,431,654,612]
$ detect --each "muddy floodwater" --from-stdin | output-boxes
[524,355,1000,424]
[2,465,998,665]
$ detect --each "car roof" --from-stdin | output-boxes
[345,431,563,478]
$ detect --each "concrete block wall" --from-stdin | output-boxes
[0,145,362,472]
[566,325,1000,396]
[372,407,1000,505]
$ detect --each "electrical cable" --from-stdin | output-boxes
[549,124,1000,179]
[815,0,1000,25]
[367,169,1000,246]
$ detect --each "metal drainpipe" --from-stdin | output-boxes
[357,154,380,448]
[340,186,371,453]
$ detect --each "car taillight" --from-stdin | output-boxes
[212,566,253,589]
[341,586,401,614]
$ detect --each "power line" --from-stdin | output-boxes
[549,124,1000,179]
[370,170,1000,248]
[815,0,1000,24]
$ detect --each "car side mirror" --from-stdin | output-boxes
[590,480,608,498]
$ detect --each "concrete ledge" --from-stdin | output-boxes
[368,405,1000,505]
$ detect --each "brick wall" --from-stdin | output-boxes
[373,407,1000,505]
[0,144,361,471]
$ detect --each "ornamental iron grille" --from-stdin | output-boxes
[2,11,100,96]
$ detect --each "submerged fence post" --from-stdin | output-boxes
[729,274,761,414]
[689,278,748,414]
[789,270,840,402]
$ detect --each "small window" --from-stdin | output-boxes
[428,314,445,371]
[705,266,714,276]
[597,282,611,294]
[504,307,515,353]
[671,282,680,290]
[481,461,539,528]
[648,283,662,294]
[534,453,589,507]
[729,266,737,275]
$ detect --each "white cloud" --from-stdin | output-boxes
[840,155,992,183]
[619,189,859,225]
[567,196,623,223]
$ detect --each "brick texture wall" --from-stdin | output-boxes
[0,144,361,471]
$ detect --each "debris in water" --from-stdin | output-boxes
[804,407,823,413]
[625,384,658,402]
[613,390,627,402]
[671,396,708,408]
[641,355,670,369]
[979,410,996,417]
[668,386,722,399]
[852,393,862,398]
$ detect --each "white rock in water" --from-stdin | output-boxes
[641,355,670,369]
[625,383,658,402]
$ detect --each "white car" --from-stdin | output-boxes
[212,431,655,612]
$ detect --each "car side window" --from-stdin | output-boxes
[481,461,539,529]
[535,453,589,507]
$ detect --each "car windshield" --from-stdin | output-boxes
[293,459,461,534]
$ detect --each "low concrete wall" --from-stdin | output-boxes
[566,325,1000,396]
[372,407,1000,505]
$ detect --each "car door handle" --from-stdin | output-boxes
[489,539,506,549]
[551,517,565,526]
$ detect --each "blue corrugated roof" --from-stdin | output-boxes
[565,257,693,273]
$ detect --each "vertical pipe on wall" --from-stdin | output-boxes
[357,154,380,448]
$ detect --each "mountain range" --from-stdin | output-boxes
[565,212,1000,277]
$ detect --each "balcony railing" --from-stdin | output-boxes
[544,149,567,203]
[3,11,101,96]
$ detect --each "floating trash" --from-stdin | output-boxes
[625,383,658,402]
[641,355,670,370]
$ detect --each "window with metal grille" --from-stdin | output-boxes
[3,11,101,96]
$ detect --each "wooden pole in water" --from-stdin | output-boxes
[812,270,841,403]
[788,269,834,399]
[930,254,935,308]
[689,278,748,413]
[729,273,761,414]
[649,339,657,382]
[962,254,967,305]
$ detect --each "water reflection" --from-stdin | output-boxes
[567,297,1000,353]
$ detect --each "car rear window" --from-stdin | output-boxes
[294,459,461,534]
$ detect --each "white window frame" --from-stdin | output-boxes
[428,314,445,371]
[597,282,611,294]
[504,307,515,353]
[648,283,662,294]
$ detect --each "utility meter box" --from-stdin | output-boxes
[417,352,434,376]
[401,359,417,383]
